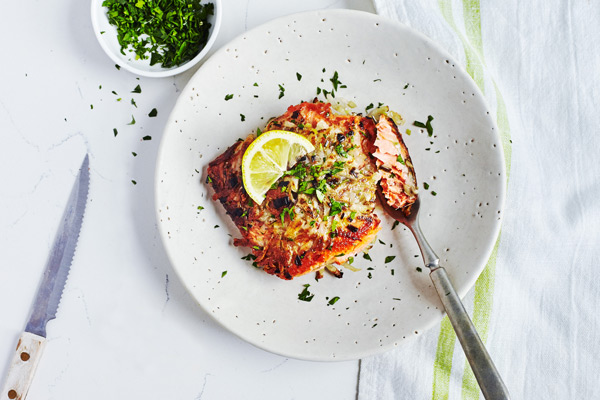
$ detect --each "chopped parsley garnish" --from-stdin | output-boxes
[214,225,219,229]
[403,83,409,89]
[142,135,152,141]
[132,152,137,157]
[131,180,137,185]
[148,108,158,117]
[391,221,399,230]
[240,114,246,122]
[278,84,285,99]
[221,271,227,278]
[103,0,214,68]
[367,272,372,279]
[406,129,411,135]
[329,199,345,217]
[330,161,345,175]
[298,284,314,302]
[241,253,257,261]
[296,72,302,81]
[335,145,348,157]
[416,267,423,272]
[225,94,234,101]
[349,211,357,220]
[396,154,405,165]
[197,206,204,211]
[365,103,374,112]
[132,84,141,94]
[431,191,437,196]
[423,182,429,190]
[131,98,137,107]
[384,255,396,263]
[113,128,118,137]
[363,253,372,261]
[253,82,258,87]
[256,127,262,137]
[280,207,295,224]
[128,115,136,125]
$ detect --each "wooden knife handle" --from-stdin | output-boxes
[1,332,46,400]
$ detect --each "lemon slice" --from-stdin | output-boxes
[242,130,315,204]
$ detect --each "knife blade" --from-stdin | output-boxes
[1,154,89,400]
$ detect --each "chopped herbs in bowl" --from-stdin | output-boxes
[91,0,222,77]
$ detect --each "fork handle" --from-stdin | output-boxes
[430,267,511,400]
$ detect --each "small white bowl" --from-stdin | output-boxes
[91,0,221,77]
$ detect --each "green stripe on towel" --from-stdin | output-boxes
[433,0,512,399]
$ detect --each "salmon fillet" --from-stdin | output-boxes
[207,101,417,280]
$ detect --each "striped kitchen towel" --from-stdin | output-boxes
[359,0,600,399]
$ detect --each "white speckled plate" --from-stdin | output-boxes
[155,10,505,361]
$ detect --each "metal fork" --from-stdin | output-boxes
[377,187,511,400]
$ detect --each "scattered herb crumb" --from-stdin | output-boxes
[142,135,152,141]
[298,284,314,302]
[414,115,434,136]
[148,108,158,117]
[113,128,118,137]
[253,82,258,87]
[403,83,409,89]
[115,64,121,70]
[132,152,137,157]
[131,180,137,185]
[90,104,94,110]
[221,271,227,278]
[240,113,246,121]
[296,72,302,81]
[424,182,430,190]
[128,115,136,125]
[392,221,399,230]
[131,98,137,107]
[431,191,437,196]
[131,84,141,94]
[278,84,285,99]
[328,296,340,305]
[385,255,396,264]
[214,225,219,229]
[416,267,423,272]
[225,94,234,101]
[363,253,372,261]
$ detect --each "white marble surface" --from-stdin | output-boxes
[0,1,375,398]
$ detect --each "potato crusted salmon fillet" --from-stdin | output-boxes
[207,101,417,280]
